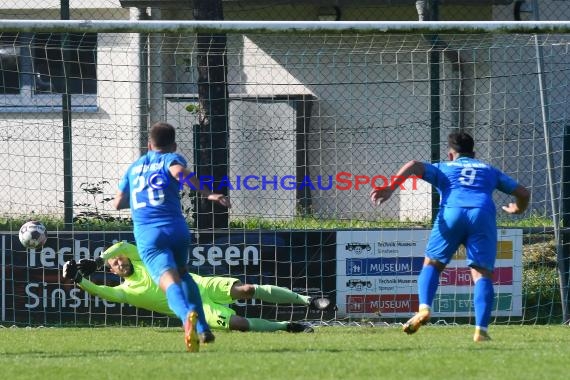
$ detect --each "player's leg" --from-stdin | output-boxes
[402,256,443,334]
[169,228,212,341]
[417,258,445,312]
[194,276,315,332]
[237,282,312,306]
[177,271,213,349]
[471,267,493,342]
[404,209,465,334]
[139,226,210,351]
[141,245,199,351]
[157,271,202,349]
[231,315,287,332]
[179,270,215,344]
[193,274,330,309]
[156,268,189,321]
[466,208,497,342]
[236,316,313,333]
[194,275,310,305]
[199,297,311,333]
[232,282,330,310]
[138,242,188,322]
[179,271,210,333]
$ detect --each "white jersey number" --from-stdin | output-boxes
[459,167,477,186]
[131,176,165,209]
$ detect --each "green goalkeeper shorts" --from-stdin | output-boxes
[190,273,240,330]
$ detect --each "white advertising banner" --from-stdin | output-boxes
[336,229,523,318]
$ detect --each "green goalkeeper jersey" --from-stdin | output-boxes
[78,241,173,316]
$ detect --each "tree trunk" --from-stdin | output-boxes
[192,0,229,229]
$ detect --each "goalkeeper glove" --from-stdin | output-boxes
[62,260,83,284]
[77,257,104,276]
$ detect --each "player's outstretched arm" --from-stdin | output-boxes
[170,163,231,208]
[370,160,425,206]
[502,185,530,214]
[77,279,129,304]
[63,260,128,303]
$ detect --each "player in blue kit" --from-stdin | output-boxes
[369,131,530,342]
[112,122,231,352]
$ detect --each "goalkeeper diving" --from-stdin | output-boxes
[62,241,330,333]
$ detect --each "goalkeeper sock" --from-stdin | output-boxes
[246,318,288,332]
[253,284,310,305]
[180,273,209,334]
[474,277,494,329]
[165,283,190,323]
[417,264,440,308]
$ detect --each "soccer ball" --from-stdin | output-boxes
[18,221,48,249]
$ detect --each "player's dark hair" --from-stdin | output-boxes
[149,122,176,149]
[448,131,474,156]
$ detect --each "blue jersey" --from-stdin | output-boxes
[422,157,518,213]
[118,150,187,227]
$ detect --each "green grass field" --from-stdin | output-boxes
[1,325,569,380]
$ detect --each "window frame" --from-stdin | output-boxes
[0,32,98,113]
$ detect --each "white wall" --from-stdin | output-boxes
[0,7,138,218]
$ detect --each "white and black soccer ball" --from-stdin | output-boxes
[18,221,47,249]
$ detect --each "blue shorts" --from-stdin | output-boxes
[425,207,497,271]
[135,223,191,284]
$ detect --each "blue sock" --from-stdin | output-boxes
[474,277,494,329]
[180,273,209,334]
[165,283,190,323]
[418,264,440,307]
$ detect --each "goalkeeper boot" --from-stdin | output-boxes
[308,297,331,311]
[473,328,492,342]
[402,306,431,335]
[286,322,314,333]
[184,311,200,352]
[199,330,216,345]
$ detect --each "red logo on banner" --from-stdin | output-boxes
[347,294,419,314]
